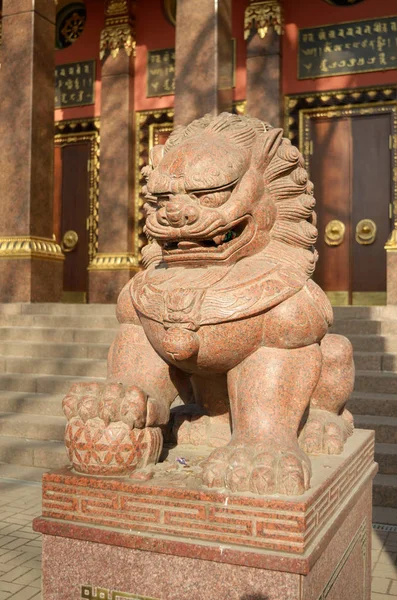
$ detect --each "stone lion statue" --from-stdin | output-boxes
[63,113,354,496]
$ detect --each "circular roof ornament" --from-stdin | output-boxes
[163,0,176,26]
[56,2,86,50]
[322,0,365,5]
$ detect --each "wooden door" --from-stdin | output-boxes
[308,109,393,305]
[351,113,392,303]
[309,117,352,304]
[58,142,91,302]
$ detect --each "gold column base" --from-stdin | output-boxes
[0,236,64,261]
[88,253,140,271]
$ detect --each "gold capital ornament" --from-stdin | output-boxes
[100,0,135,60]
[244,0,283,40]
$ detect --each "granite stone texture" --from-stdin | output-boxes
[62,114,355,495]
[0,258,63,303]
[34,429,375,599]
[0,0,55,239]
[387,252,397,305]
[88,269,139,304]
[174,0,233,126]
[0,0,62,302]
[90,39,136,303]
[246,29,282,127]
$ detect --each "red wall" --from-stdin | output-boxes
[283,0,397,95]
[54,0,104,121]
[134,0,249,112]
[52,0,396,121]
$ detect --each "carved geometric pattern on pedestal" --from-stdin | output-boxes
[42,433,374,555]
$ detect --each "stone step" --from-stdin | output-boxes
[373,473,397,509]
[375,443,397,475]
[334,320,397,335]
[354,415,397,444]
[0,341,109,360]
[0,373,102,394]
[3,356,107,378]
[353,352,397,372]
[333,306,397,320]
[0,412,66,441]
[0,303,116,316]
[349,392,397,418]
[0,463,48,483]
[354,371,397,395]
[345,334,397,353]
[0,326,117,344]
[0,314,118,329]
[0,436,68,469]
[0,391,64,417]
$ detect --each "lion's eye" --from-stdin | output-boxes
[197,190,231,208]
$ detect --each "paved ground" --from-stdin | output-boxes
[0,477,396,599]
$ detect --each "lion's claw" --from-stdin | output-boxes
[299,408,353,456]
[201,441,311,496]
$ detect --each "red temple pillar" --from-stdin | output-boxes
[88,0,138,303]
[174,0,233,127]
[0,0,64,302]
[244,0,283,127]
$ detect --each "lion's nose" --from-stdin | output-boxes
[164,200,200,228]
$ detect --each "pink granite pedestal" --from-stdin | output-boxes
[33,429,376,600]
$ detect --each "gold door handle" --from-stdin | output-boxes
[61,230,79,253]
[325,220,345,246]
[355,219,377,245]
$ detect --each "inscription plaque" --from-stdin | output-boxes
[81,585,158,600]
[55,60,96,108]
[298,16,397,79]
[147,42,236,97]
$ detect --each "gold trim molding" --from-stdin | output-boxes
[385,229,397,251]
[55,119,100,265]
[100,23,135,59]
[100,0,135,59]
[88,253,140,271]
[0,236,64,261]
[244,1,283,40]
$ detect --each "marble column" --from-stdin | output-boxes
[174,0,233,127]
[0,0,64,302]
[88,0,138,303]
[244,0,283,127]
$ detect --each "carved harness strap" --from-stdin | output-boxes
[130,262,306,331]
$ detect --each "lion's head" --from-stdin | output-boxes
[142,113,318,276]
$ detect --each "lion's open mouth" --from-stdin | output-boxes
[158,217,254,262]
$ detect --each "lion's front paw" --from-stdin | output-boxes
[299,408,354,456]
[201,440,311,496]
[62,381,165,475]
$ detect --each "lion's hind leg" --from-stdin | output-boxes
[299,333,355,456]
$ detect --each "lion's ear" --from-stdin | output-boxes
[149,144,165,168]
[252,128,283,171]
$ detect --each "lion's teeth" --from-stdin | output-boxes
[177,241,200,249]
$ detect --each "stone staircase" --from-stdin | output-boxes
[0,303,116,472]
[0,303,396,511]
[331,306,397,512]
